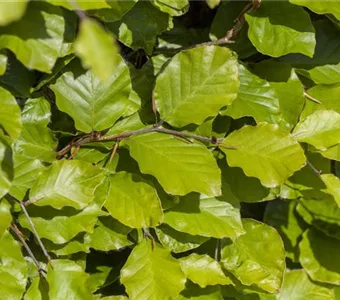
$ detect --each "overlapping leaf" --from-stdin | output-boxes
[128,132,221,196]
[290,0,340,20]
[108,1,172,55]
[293,110,340,151]
[30,160,104,209]
[151,0,189,16]
[75,18,119,81]
[221,219,285,293]
[121,240,186,300]
[19,203,106,244]
[0,231,27,300]
[154,46,239,127]
[245,1,315,57]
[0,86,21,140]
[100,172,163,228]
[0,133,13,198]
[164,190,244,239]
[51,58,132,133]
[221,123,306,188]
[47,260,95,300]
[0,1,28,26]
[222,64,280,124]
[299,228,340,285]
[179,254,233,288]
[0,2,76,72]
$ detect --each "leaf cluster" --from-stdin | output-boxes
[1,0,340,299]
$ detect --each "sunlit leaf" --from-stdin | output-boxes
[75,18,119,81]
[179,253,233,288]
[245,1,315,57]
[0,2,76,72]
[0,86,21,140]
[0,133,13,198]
[293,110,340,151]
[30,160,104,209]
[164,191,244,239]
[121,240,186,300]
[221,123,306,188]
[128,132,221,196]
[47,259,95,300]
[0,1,28,26]
[222,64,280,124]
[51,58,132,133]
[221,219,285,293]
[154,46,239,127]
[299,228,340,285]
[0,231,27,300]
[19,203,106,244]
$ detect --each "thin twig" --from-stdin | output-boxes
[304,91,322,104]
[19,202,51,264]
[109,141,119,164]
[10,224,44,274]
[67,0,86,20]
[307,160,322,176]
[57,125,233,158]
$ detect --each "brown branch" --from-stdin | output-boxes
[10,224,45,274]
[57,125,236,159]
[19,202,51,264]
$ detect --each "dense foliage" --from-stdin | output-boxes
[1,0,340,299]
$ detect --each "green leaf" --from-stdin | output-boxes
[0,1,27,26]
[99,172,163,228]
[108,1,172,55]
[0,53,7,75]
[0,199,11,237]
[85,216,132,251]
[176,283,224,300]
[245,1,315,57]
[0,231,27,300]
[152,0,189,16]
[30,160,104,210]
[14,97,57,163]
[46,0,111,10]
[321,174,340,207]
[23,277,48,300]
[75,18,119,81]
[301,84,340,119]
[164,192,244,239]
[45,238,90,256]
[222,64,280,124]
[219,160,269,203]
[290,0,340,20]
[155,225,209,253]
[277,269,334,300]
[292,110,340,151]
[9,153,45,200]
[47,259,95,300]
[19,203,106,244]
[206,0,220,9]
[264,200,306,262]
[179,253,233,288]
[128,132,221,196]
[221,219,285,294]
[221,123,306,188]
[252,61,305,131]
[281,20,340,85]
[299,228,340,285]
[51,58,132,133]
[121,240,186,300]
[88,0,138,22]
[0,133,13,198]
[297,195,340,240]
[0,55,36,97]
[154,46,239,127]
[0,87,21,140]
[0,2,76,72]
